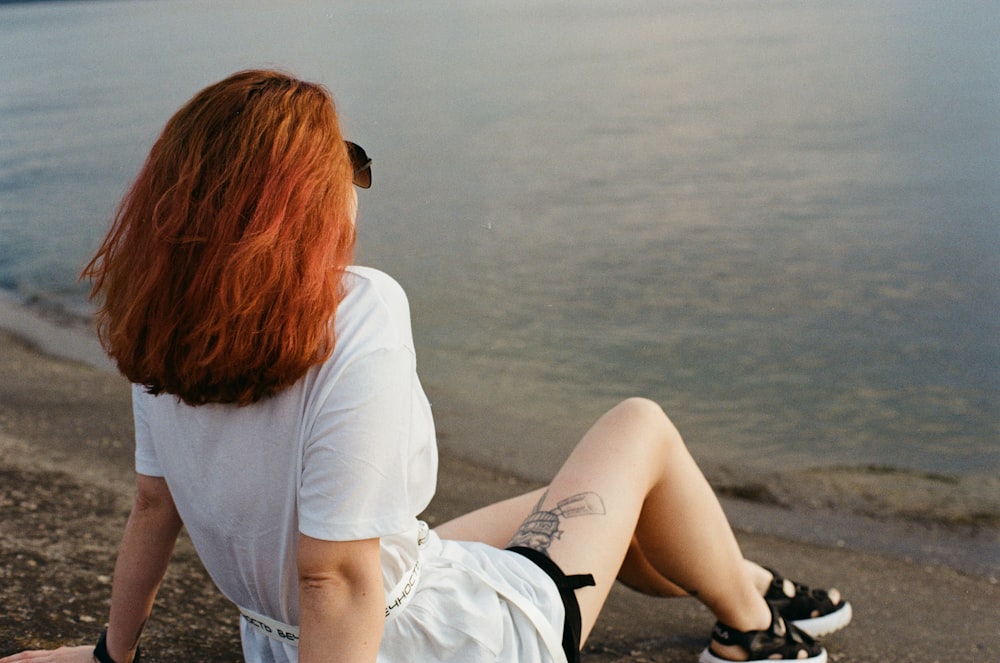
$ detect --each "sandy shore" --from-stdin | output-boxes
[1,327,998,661]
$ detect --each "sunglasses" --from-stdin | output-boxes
[346,141,372,189]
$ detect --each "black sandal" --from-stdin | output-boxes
[764,568,852,638]
[699,603,826,663]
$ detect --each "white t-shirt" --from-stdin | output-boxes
[133,266,566,663]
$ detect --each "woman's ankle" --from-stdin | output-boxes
[714,593,773,634]
[745,559,775,595]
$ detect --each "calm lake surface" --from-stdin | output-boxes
[2,0,997,481]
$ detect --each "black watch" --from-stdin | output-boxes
[94,629,141,663]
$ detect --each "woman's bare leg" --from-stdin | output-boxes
[438,398,773,648]
[618,541,778,597]
[441,506,753,599]
[436,488,546,546]
[439,503,769,599]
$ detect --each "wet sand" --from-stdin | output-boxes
[1,327,998,661]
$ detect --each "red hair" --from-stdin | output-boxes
[83,70,356,406]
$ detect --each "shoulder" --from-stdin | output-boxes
[334,266,416,354]
[343,266,409,307]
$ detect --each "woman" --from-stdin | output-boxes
[0,70,850,663]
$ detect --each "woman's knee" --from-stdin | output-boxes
[602,397,685,460]
[611,396,667,421]
[612,397,679,436]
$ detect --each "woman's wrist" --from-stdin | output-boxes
[94,629,140,663]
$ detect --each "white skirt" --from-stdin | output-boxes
[239,531,568,663]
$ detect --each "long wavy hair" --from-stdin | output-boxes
[83,70,357,406]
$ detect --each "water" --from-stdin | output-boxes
[1,0,998,486]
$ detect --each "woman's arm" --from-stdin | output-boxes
[104,473,183,662]
[297,534,384,663]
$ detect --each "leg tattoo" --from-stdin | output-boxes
[508,490,606,553]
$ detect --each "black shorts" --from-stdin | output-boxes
[505,546,596,663]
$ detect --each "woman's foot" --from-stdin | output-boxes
[699,602,826,663]
[760,568,852,638]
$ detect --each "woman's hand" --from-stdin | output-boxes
[0,645,95,663]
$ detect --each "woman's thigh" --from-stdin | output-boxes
[439,399,671,645]
[434,488,547,546]
[436,398,766,652]
[514,401,669,644]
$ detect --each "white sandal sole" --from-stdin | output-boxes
[698,646,828,663]
[791,601,853,638]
